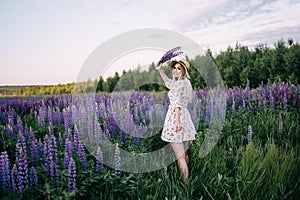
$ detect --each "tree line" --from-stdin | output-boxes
[3,39,299,96]
[98,38,300,92]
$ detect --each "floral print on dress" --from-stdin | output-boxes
[161,78,197,142]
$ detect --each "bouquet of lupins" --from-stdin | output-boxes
[156,46,182,69]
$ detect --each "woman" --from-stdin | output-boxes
[157,59,197,182]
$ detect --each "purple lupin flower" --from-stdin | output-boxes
[279,113,283,134]
[53,107,63,125]
[12,164,22,197]
[114,143,121,177]
[28,127,36,144]
[49,155,59,187]
[157,46,182,65]
[198,102,205,121]
[68,157,76,193]
[0,151,10,192]
[248,125,253,143]
[134,124,147,146]
[48,135,59,186]
[43,134,49,170]
[249,104,253,112]
[94,118,102,144]
[73,125,80,151]
[48,122,54,136]
[242,99,246,112]
[133,106,140,125]
[17,147,28,191]
[65,136,74,157]
[37,106,46,128]
[269,92,275,108]
[47,106,53,124]
[283,92,287,111]
[17,130,27,156]
[95,147,103,173]
[7,110,14,130]
[6,124,14,140]
[17,116,24,136]
[58,132,64,147]
[103,114,109,134]
[15,143,21,164]
[63,151,71,170]
[104,126,110,139]
[67,128,73,143]
[38,139,43,159]
[258,100,262,112]
[63,134,74,169]
[87,116,94,141]
[120,130,126,146]
[205,97,211,127]
[107,112,115,137]
[292,93,297,107]
[133,126,141,147]
[125,101,134,132]
[63,107,72,134]
[29,166,38,188]
[232,97,236,117]
[77,142,87,170]
[30,138,40,166]
[23,126,29,142]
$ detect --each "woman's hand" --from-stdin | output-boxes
[176,122,182,132]
[157,63,169,83]
[175,107,181,132]
[156,63,162,70]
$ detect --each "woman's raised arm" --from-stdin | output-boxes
[157,63,169,83]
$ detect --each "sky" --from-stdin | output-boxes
[0,0,300,86]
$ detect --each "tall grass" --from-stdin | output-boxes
[237,142,297,200]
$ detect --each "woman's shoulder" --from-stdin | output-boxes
[178,79,189,85]
[169,78,189,87]
[172,79,188,90]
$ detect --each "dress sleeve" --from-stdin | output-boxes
[165,78,173,89]
[173,81,186,109]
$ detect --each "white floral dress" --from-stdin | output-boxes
[161,78,197,142]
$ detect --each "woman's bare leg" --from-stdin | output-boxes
[171,142,188,182]
[183,141,190,165]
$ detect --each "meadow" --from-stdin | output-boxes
[0,80,299,200]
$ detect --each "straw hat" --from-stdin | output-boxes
[170,59,191,79]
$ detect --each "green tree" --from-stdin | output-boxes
[271,40,288,82]
[96,76,105,92]
[149,62,162,91]
[189,56,205,89]
[285,40,300,83]
[105,72,120,92]
[216,46,235,87]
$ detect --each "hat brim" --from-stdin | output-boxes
[170,60,191,79]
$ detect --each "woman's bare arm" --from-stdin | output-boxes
[175,107,181,132]
[158,63,169,83]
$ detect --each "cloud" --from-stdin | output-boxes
[178,0,300,51]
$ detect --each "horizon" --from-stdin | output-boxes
[1,0,300,86]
